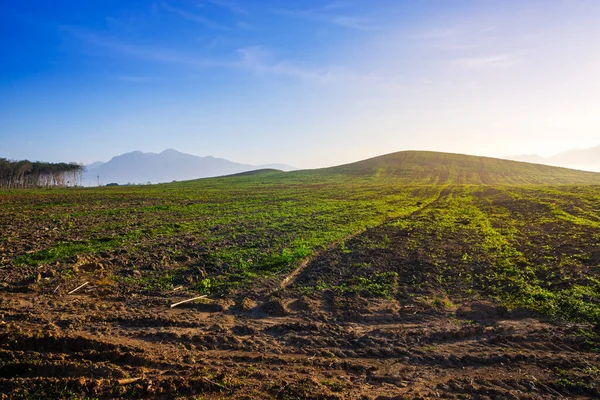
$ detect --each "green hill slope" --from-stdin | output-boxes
[222,168,283,178]
[311,150,600,184]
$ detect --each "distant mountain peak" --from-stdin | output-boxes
[86,161,105,170]
[82,149,297,186]
[160,148,182,155]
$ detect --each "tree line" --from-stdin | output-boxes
[0,158,84,189]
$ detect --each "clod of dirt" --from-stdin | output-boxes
[508,306,541,320]
[180,267,207,284]
[259,299,289,317]
[121,269,141,278]
[289,296,319,313]
[187,301,224,312]
[455,301,508,322]
[216,298,235,311]
[41,269,56,279]
[231,325,257,335]
[68,254,85,264]
[237,297,257,311]
[79,262,104,273]
[174,255,190,263]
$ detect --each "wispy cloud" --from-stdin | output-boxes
[63,26,230,68]
[235,45,402,86]
[159,2,228,30]
[321,1,356,12]
[454,54,522,69]
[236,21,253,30]
[432,43,482,51]
[413,28,457,39]
[203,0,246,15]
[275,6,382,32]
[330,15,380,31]
[409,23,523,70]
[413,26,492,51]
[66,25,399,86]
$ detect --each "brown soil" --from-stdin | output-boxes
[1,287,598,399]
[1,186,599,398]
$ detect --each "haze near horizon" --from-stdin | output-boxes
[2,1,600,168]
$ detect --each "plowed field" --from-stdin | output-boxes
[1,175,599,399]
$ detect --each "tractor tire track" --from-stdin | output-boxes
[277,185,451,292]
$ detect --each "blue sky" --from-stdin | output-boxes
[2,1,600,168]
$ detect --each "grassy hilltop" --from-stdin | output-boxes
[1,151,600,398]
[291,150,600,184]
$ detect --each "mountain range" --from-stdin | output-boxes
[83,149,296,186]
[506,145,600,172]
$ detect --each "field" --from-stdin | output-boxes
[1,152,600,399]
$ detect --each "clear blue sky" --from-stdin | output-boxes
[2,1,600,167]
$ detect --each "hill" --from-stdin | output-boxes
[308,150,600,184]
[84,149,296,185]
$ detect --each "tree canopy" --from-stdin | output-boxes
[0,158,84,189]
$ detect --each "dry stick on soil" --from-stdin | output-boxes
[201,376,228,391]
[170,295,207,308]
[67,281,89,295]
[118,377,141,385]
